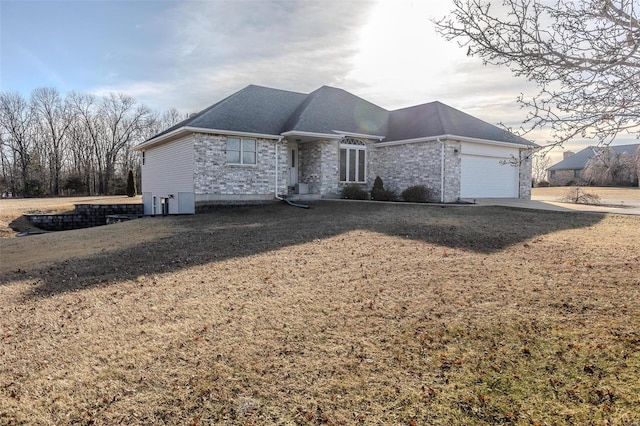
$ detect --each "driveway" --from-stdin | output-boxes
[475,194,640,215]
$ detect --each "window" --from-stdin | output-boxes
[226,138,256,165]
[339,138,366,183]
[574,169,581,178]
[142,151,145,165]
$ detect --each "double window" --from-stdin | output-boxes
[226,138,256,165]
[339,138,366,183]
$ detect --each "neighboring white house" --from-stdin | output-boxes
[134,85,536,214]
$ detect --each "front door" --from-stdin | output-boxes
[288,142,299,188]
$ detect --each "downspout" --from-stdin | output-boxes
[438,138,445,203]
[275,139,309,208]
[275,140,281,200]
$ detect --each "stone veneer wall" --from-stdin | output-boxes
[27,204,143,231]
[519,150,533,198]
[193,134,288,202]
[299,139,340,196]
[371,140,461,202]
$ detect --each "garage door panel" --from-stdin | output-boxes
[460,154,518,198]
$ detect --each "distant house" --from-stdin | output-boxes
[134,85,536,214]
[547,144,640,186]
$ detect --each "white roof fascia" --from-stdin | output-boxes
[134,126,282,151]
[331,130,386,141]
[134,127,189,151]
[280,130,342,140]
[185,127,282,140]
[375,134,535,148]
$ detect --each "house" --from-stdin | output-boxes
[547,144,640,186]
[134,85,536,214]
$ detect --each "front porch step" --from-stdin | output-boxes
[286,193,323,201]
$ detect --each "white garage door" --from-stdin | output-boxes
[460,154,519,198]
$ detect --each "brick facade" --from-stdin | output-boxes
[299,139,340,196]
[519,150,533,198]
[370,140,461,202]
[193,134,288,204]
[548,169,582,186]
[188,133,532,204]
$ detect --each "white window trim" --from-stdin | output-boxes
[226,137,257,165]
[340,140,367,183]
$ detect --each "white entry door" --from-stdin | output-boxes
[288,142,299,187]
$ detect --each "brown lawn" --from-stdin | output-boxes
[532,187,640,201]
[1,201,639,425]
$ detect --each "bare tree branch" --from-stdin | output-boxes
[435,0,640,147]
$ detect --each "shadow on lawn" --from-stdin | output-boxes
[1,201,606,298]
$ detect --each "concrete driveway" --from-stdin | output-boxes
[474,195,640,215]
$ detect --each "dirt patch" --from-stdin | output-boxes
[1,202,639,424]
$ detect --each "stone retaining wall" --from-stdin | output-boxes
[27,204,144,231]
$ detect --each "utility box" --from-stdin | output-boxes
[295,183,309,194]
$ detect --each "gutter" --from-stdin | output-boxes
[438,137,445,203]
[375,134,537,149]
[135,126,282,151]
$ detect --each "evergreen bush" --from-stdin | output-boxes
[126,169,137,197]
[371,176,396,201]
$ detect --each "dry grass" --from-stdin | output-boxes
[1,201,639,425]
[0,195,142,238]
[532,187,640,201]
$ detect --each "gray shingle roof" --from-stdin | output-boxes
[386,101,532,145]
[547,144,640,171]
[142,85,535,147]
[283,86,388,136]
[151,85,308,139]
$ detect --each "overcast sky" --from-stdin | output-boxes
[1,0,632,162]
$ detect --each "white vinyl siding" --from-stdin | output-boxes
[141,136,195,213]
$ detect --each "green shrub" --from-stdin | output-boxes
[341,184,368,200]
[401,185,431,203]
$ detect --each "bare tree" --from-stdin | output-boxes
[435,0,640,146]
[98,93,150,194]
[0,91,36,196]
[582,147,637,185]
[31,87,74,195]
[532,150,551,184]
[68,92,103,194]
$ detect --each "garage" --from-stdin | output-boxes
[459,143,520,198]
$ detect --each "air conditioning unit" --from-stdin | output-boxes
[295,183,309,194]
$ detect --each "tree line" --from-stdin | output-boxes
[0,87,184,197]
